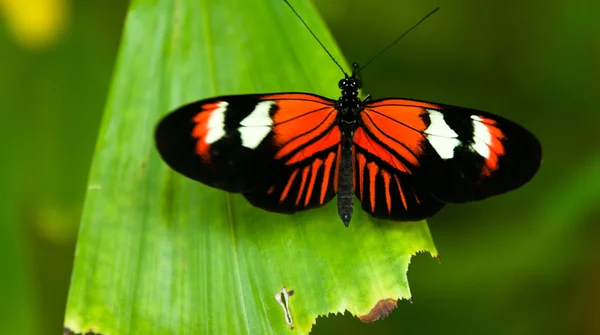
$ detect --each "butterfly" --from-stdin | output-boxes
[154,7,541,227]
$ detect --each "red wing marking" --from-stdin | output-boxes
[394,175,408,210]
[354,127,410,173]
[280,168,299,202]
[191,101,223,159]
[305,159,323,206]
[381,169,392,213]
[357,152,367,200]
[265,94,336,163]
[334,145,341,192]
[361,107,427,168]
[284,126,341,165]
[411,185,421,205]
[484,150,500,175]
[274,109,337,160]
[476,116,506,174]
[295,166,310,206]
[321,152,336,204]
[191,110,210,138]
[367,162,379,212]
[478,116,500,126]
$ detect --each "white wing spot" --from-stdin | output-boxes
[239,100,275,149]
[471,115,491,158]
[425,109,461,159]
[204,101,228,144]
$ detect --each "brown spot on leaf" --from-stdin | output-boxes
[358,299,397,323]
[138,160,148,177]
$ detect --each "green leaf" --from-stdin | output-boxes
[64,0,437,333]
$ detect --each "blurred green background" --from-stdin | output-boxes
[1,0,598,334]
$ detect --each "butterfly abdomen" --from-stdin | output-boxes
[337,133,355,226]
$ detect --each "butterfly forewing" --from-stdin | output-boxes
[417,103,541,203]
[155,95,271,193]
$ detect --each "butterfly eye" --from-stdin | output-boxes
[338,79,345,89]
[355,80,362,88]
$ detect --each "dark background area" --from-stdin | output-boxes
[1,0,598,334]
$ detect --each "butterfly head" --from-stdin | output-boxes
[338,77,361,90]
[339,63,362,88]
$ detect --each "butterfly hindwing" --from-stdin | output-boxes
[155,93,341,213]
[353,137,445,220]
[243,143,340,213]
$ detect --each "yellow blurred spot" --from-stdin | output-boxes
[0,0,69,50]
[33,203,79,246]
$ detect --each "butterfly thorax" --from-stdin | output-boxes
[335,77,363,130]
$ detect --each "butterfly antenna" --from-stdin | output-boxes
[359,7,440,72]
[282,0,348,77]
